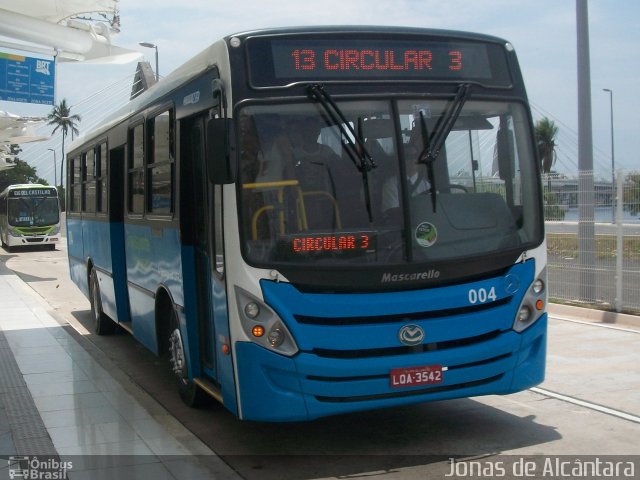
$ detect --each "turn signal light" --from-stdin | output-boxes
[252,325,265,337]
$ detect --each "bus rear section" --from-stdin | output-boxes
[0,184,61,250]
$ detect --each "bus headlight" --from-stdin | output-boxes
[235,287,298,356]
[532,278,545,294]
[513,268,547,333]
[8,227,20,237]
[244,302,260,319]
[517,305,532,324]
[267,327,285,347]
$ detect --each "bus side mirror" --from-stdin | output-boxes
[206,118,235,184]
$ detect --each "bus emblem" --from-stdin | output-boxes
[398,324,425,346]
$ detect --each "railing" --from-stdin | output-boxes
[544,170,640,314]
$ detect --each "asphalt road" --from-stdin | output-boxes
[2,241,639,479]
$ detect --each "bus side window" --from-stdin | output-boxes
[213,184,224,276]
[148,110,175,215]
[96,143,108,214]
[84,149,97,214]
[128,123,145,215]
[69,157,80,212]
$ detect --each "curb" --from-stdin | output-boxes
[548,303,640,329]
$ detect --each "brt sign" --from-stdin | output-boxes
[0,52,55,105]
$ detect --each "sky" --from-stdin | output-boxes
[2,0,640,185]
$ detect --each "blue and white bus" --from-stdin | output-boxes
[67,26,547,421]
[0,184,61,251]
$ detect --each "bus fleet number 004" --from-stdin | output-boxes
[468,287,497,305]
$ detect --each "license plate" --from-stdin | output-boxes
[390,365,443,388]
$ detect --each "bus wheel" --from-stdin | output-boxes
[168,310,204,407]
[89,269,116,335]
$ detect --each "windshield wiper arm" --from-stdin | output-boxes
[308,84,376,171]
[308,84,377,222]
[418,110,437,213]
[417,83,471,212]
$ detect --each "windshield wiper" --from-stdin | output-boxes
[308,84,377,222]
[417,83,472,212]
[308,84,376,171]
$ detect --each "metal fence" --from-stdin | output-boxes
[544,169,640,314]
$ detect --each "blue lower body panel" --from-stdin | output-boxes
[235,316,546,422]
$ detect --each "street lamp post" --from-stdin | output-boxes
[139,42,159,81]
[603,88,615,223]
[47,148,57,186]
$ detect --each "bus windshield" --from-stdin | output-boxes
[8,197,60,227]
[238,97,542,268]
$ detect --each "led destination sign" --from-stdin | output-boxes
[282,44,471,76]
[8,188,57,198]
[291,232,372,255]
[247,37,511,87]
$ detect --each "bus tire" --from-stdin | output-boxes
[89,269,116,335]
[168,309,205,407]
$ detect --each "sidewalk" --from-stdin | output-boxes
[0,263,239,479]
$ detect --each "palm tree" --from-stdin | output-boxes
[47,99,81,187]
[534,117,558,174]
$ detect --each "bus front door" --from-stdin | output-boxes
[182,115,222,385]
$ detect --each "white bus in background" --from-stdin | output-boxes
[0,184,61,251]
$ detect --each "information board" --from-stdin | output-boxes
[0,52,55,105]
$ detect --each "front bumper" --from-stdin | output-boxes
[235,315,546,422]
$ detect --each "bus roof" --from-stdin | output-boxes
[68,39,230,153]
[225,25,510,46]
[68,26,512,154]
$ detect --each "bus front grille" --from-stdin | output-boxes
[310,330,503,359]
[293,297,511,326]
